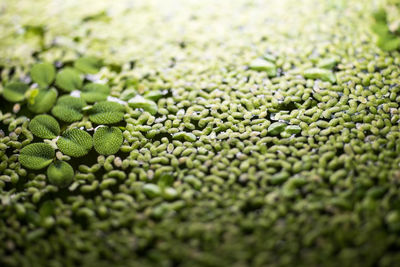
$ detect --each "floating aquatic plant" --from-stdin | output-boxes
[127,95,158,115]
[47,160,74,188]
[57,128,93,157]
[29,114,60,139]
[93,126,123,155]
[3,82,29,102]
[51,95,86,122]
[30,62,56,88]
[81,83,110,103]
[55,68,83,92]
[89,101,125,124]
[27,88,58,113]
[74,56,103,74]
[19,143,55,170]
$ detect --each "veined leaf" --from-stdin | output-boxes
[51,95,86,122]
[89,101,125,124]
[57,128,93,157]
[19,143,55,170]
[93,126,123,155]
[29,114,60,139]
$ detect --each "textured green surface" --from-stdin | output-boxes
[57,128,93,157]
[29,114,60,139]
[1,1,400,267]
[93,126,123,155]
[18,143,55,170]
[89,101,125,124]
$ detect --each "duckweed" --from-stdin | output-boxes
[1,1,400,267]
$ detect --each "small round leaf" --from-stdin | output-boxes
[81,83,110,103]
[30,62,56,88]
[57,128,93,157]
[27,88,58,114]
[47,161,74,188]
[19,143,55,170]
[3,82,29,102]
[89,101,125,124]
[74,56,103,74]
[55,68,83,92]
[51,96,86,122]
[93,126,123,155]
[29,114,60,139]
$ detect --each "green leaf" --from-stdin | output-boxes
[19,143,55,170]
[30,62,56,88]
[27,88,58,114]
[55,68,83,92]
[89,101,125,124]
[119,89,137,101]
[268,122,287,135]
[93,126,123,155]
[144,90,164,102]
[173,132,197,142]
[51,96,86,122]
[303,68,336,83]
[57,128,93,157]
[317,58,337,69]
[3,82,29,102]
[47,161,74,188]
[285,125,302,135]
[74,56,103,74]
[29,114,60,139]
[249,58,277,77]
[128,95,158,115]
[81,83,110,103]
[143,184,161,198]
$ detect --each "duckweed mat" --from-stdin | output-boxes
[1,0,400,266]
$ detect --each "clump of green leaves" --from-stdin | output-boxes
[248,58,277,77]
